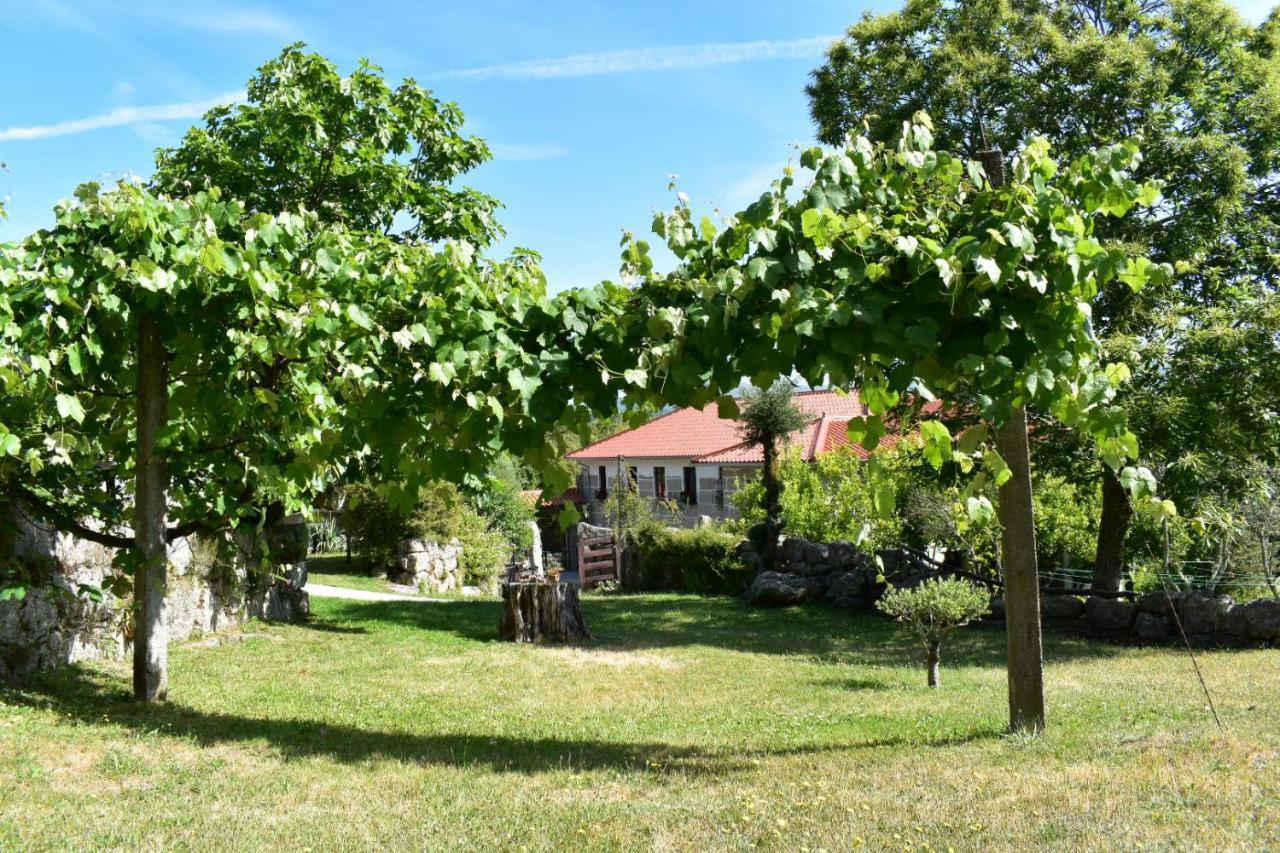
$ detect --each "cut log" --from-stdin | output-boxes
[499,581,591,643]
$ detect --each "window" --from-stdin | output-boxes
[683,466,698,505]
[597,465,608,499]
[654,466,666,499]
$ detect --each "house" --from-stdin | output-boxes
[566,390,879,525]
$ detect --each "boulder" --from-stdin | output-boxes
[1136,591,1176,616]
[985,596,1006,621]
[1175,593,1233,635]
[791,555,833,577]
[742,571,817,608]
[780,537,808,568]
[1040,595,1085,620]
[1135,611,1171,641]
[825,570,871,610]
[1224,598,1280,641]
[392,537,464,591]
[827,541,861,572]
[803,540,830,567]
[1084,597,1136,631]
[739,549,763,575]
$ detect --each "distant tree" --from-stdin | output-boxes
[807,0,1280,591]
[153,44,500,246]
[878,577,992,688]
[739,382,809,573]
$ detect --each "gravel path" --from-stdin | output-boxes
[304,582,447,603]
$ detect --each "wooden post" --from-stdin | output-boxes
[133,311,170,703]
[982,146,1046,733]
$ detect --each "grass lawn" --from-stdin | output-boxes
[306,552,412,595]
[2,594,1277,851]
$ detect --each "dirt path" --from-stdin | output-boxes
[304,583,447,603]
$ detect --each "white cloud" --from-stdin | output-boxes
[0,34,837,145]
[429,36,838,82]
[157,9,299,37]
[0,91,244,142]
[487,142,570,162]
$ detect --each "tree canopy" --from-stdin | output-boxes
[152,45,501,246]
[807,0,1280,585]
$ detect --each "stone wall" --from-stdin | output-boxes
[390,538,464,592]
[740,534,1280,648]
[1034,590,1280,645]
[1,510,309,682]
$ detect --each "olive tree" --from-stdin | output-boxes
[878,577,992,688]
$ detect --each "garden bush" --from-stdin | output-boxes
[732,445,905,551]
[337,481,512,586]
[631,522,750,596]
[472,475,534,552]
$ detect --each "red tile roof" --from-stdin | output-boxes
[566,390,869,463]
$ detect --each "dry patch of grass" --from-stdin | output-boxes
[2,593,1278,850]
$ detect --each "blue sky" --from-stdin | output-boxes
[2,0,1274,292]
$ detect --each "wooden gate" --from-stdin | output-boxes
[577,534,620,586]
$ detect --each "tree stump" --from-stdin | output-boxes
[499,581,591,643]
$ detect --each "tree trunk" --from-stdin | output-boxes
[1093,466,1132,592]
[133,311,170,703]
[926,640,941,689]
[499,581,591,643]
[996,407,1045,733]
[762,435,780,573]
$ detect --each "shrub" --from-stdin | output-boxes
[336,483,405,571]
[876,577,992,688]
[732,445,905,551]
[338,480,512,588]
[1032,474,1099,575]
[631,522,749,596]
[472,476,534,551]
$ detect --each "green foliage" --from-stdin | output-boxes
[1032,475,1100,571]
[336,484,406,572]
[877,577,992,685]
[153,45,500,246]
[471,476,534,552]
[626,113,1168,525]
[733,446,905,551]
[631,521,749,595]
[0,48,648,554]
[808,0,1280,555]
[738,381,809,447]
[338,481,511,586]
[877,577,992,638]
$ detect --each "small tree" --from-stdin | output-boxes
[739,381,809,572]
[877,578,992,688]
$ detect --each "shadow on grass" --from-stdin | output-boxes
[309,593,1140,668]
[4,667,1003,775]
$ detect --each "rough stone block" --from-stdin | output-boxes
[1135,611,1171,641]
[742,571,817,608]
[1175,593,1233,635]
[1224,598,1280,640]
[1041,595,1085,620]
[1084,597,1136,631]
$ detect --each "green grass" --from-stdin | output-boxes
[305,552,407,594]
[2,595,1277,851]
